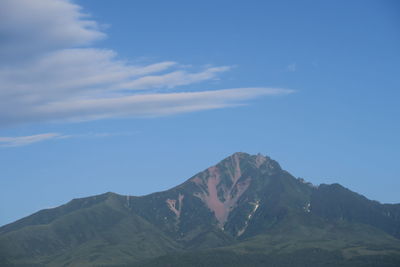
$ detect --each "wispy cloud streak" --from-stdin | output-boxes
[0,131,137,147]
[0,0,294,127]
[0,133,62,147]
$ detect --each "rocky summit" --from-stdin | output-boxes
[1,153,400,267]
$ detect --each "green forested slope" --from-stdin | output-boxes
[1,153,399,267]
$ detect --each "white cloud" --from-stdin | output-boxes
[0,0,294,127]
[0,0,104,63]
[0,133,62,147]
[118,66,232,90]
[0,131,137,147]
[30,87,293,122]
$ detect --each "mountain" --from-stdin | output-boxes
[1,152,400,266]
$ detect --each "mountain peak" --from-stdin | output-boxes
[2,152,400,267]
[187,152,277,227]
[229,151,250,157]
[221,152,280,171]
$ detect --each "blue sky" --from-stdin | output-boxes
[0,0,399,226]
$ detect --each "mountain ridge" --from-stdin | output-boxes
[1,152,399,266]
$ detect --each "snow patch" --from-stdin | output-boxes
[303,203,311,213]
[237,200,260,236]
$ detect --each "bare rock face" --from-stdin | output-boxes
[189,153,263,227]
[126,152,284,240]
[166,193,184,218]
[2,152,400,267]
